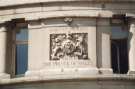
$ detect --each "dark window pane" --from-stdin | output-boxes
[111,26,128,39]
[16,44,28,75]
[111,39,128,74]
[16,28,28,41]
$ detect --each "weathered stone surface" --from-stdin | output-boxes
[0,75,135,89]
[26,18,98,77]
[0,0,135,88]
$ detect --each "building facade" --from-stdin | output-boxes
[0,0,135,89]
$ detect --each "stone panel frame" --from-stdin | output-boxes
[50,33,88,61]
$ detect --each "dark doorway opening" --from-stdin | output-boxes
[111,39,129,74]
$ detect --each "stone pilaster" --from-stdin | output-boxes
[0,26,10,79]
[97,19,113,74]
[128,20,135,74]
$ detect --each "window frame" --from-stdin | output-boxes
[110,17,129,74]
[11,22,28,77]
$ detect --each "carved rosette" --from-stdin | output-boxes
[50,33,88,60]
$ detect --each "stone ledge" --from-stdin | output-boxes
[128,70,135,75]
[99,68,113,74]
[0,74,135,85]
[25,68,99,77]
[0,73,10,80]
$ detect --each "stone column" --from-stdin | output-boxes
[0,26,10,79]
[128,20,135,74]
[97,19,113,74]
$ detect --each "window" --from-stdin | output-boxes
[15,27,28,75]
[111,26,129,74]
[9,20,28,77]
[111,39,128,74]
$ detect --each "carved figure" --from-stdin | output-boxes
[62,34,75,55]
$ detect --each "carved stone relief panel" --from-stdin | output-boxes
[50,33,88,60]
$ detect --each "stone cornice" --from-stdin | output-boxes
[0,0,135,8]
[0,0,135,24]
[0,10,112,24]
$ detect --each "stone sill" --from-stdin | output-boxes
[0,74,135,86]
[0,0,135,8]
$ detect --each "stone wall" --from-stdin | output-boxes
[0,0,135,88]
[26,17,98,77]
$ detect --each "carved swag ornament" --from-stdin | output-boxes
[50,33,88,60]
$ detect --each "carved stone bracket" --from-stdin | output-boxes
[64,17,73,25]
